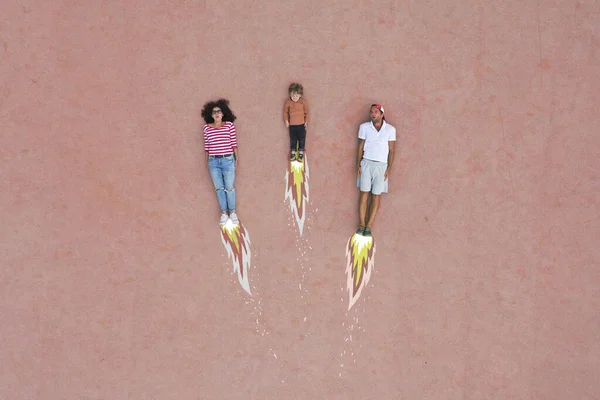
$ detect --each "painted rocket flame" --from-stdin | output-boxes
[220,221,252,295]
[345,233,376,310]
[284,155,309,235]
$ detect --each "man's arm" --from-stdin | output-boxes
[357,138,365,176]
[385,140,395,178]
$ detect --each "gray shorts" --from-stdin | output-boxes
[357,158,388,194]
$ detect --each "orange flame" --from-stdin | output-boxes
[284,155,309,235]
[345,233,375,310]
[220,221,252,295]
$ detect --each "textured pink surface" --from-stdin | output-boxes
[2,1,599,399]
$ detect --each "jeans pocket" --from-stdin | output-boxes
[223,156,235,170]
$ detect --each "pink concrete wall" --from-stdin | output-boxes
[2,1,599,399]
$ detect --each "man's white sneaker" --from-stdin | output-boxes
[229,212,239,225]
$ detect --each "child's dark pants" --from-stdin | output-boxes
[289,125,306,151]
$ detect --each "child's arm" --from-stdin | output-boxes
[303,99,309,127]
[283,100,290,128]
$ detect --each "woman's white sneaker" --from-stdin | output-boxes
[219,213,229,226]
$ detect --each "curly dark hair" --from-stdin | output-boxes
[288,83,303,95]
[201,98,237,124]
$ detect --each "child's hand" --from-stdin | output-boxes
[285,121,290,128]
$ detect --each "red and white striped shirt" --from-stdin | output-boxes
[203,121,238,155]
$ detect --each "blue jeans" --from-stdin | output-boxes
[208,155,236,212]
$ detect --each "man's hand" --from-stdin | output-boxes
[385,140,395,179]
[285,121,290,128]
[357,139,366,177]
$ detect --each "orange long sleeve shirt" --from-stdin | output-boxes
[283,98,309,126]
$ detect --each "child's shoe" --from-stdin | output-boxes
[297,152,304,162]
[229,212,239,225]
[289,151,297,161]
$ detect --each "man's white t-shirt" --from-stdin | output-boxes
[358,120,396,163]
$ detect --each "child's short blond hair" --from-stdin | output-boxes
[288,83,304,95]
